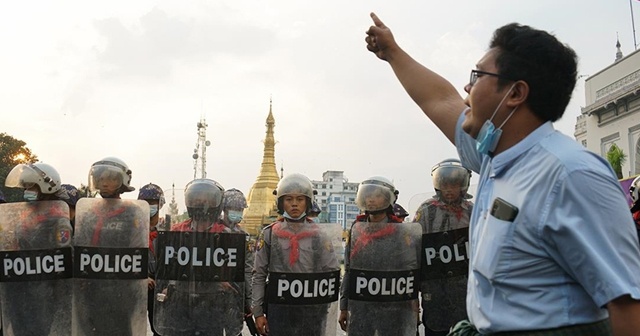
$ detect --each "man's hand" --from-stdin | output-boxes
[256,316,269,335]
[147,277,155,290]
[338,310,348,331]
[366,12,398,61]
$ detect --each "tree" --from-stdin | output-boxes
[0,133,38,202]
[606,143,627,180]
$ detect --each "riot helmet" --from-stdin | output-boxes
[309,201,322,216]
[355,176,398,213]
[274,173,314,215]
[223,188,247,224]
[223,188,248,210]
[631,176,640,204]
[138,183,166,208]
[393,203,409,219]
[431,159,471,204]
[185,179,224,221]
[5,163,62,195]
[88,157,135,197]
[138,183,165,218]
[58,184,81,207]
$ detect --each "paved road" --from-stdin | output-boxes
[147,321,435,335]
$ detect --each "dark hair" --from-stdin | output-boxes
[490,23,578,122]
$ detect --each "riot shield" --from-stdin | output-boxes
[0,201,73,336]
[347,221,421,336]
[421,225,470,331]
[72,198,149,336]
[266,222,341,336]
[154,230,246,336]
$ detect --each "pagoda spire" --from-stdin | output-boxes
[243,99,281,236]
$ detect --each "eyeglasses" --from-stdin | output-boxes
[469,69,515,87]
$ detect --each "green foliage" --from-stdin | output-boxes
[0,133,38,202]
[606,143,627,179]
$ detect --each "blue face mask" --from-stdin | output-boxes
[149,205,159,218]
[475,84,518,155]
[283,211,306,221]
[227,210,243,223]
[23,190,38,202]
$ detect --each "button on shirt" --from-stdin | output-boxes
[454,110,640,333]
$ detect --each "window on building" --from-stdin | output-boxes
[333,197,340,202]
[322,192,326,196]
[330,185,333,189]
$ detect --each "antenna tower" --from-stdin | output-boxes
[192,116,210,179]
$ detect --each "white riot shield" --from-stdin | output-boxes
[417,198,471,332]
[0,201,73,336]
[154,229,246,336]
[72,198,149,336]
[266,222,341,336]
[346,221,421,336]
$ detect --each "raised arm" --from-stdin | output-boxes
[366,12,467,144]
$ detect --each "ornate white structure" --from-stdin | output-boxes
[575,41,640,178]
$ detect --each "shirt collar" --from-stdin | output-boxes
[490,121,555,176]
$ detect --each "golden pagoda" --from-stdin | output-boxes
[243,100,280,236]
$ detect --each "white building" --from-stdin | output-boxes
[575,42,640,178]
[311,171,360,230]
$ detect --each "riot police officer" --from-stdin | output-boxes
[413,159,473,335]
[252,173,340,336]
[59,183,81,231]
[155,179,246,336]
[138,183,166,336]
[2,162,73,335]
[221,188,255,335]
[339,176,421,335]
[74,157,149,336]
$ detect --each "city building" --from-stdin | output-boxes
[575,39,640,179]
[311,171,360,230]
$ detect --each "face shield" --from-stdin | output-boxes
[432,163,470,203]
[88,165,124,194]
[185,180,224,221]
[5,164,59,193]
[355,183,394,212]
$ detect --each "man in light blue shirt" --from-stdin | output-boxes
[364,12,640,335]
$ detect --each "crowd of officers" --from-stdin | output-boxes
[0,155,488,336]
[2,155,640,336]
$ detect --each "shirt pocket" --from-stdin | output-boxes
[472,212,516,281]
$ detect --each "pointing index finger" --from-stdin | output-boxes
[370,12,386,28]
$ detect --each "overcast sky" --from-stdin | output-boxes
[1,0,637,215]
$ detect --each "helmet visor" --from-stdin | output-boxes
[185,182,223,211]
[356,184,393,212]
[88,165,124,193]
[5,164,39,189]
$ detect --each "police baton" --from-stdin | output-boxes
[244,314,260,336]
